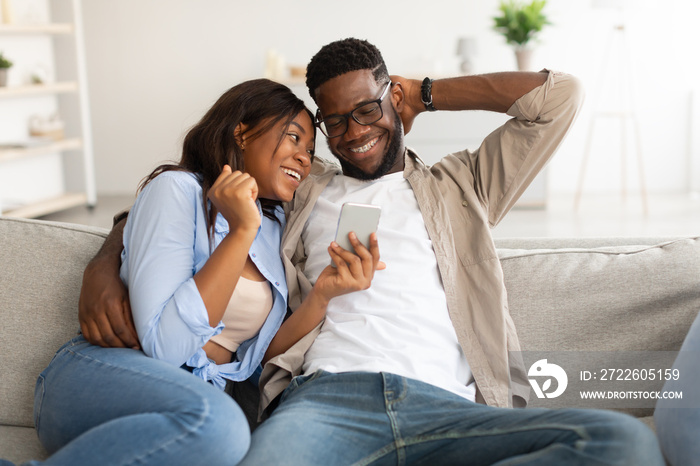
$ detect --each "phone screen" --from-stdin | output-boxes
[334,202,382,255]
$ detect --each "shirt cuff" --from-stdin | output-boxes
[174,277,224,336]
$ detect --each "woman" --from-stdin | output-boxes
[29,79,382,466]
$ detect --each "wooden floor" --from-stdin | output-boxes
[36,192,700,239]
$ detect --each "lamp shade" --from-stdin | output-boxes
[456,36,477,57]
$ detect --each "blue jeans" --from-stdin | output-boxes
[654,312,700,466]
[30,335,250,465]
[240,371,663,466]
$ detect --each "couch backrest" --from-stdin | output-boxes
[495,236,700,351]
[496,236,700,417]
[1,217,698,428]
[0,217,108,428]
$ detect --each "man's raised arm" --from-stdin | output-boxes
[78,216,140,349]
[392,71,548,134]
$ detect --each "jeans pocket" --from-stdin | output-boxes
[33,373,46,434]
[280,371,324,403]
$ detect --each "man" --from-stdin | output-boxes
[82,38,663,464]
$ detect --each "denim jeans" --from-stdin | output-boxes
[240,370,664,466]
[654,312,700,466]
[29,335,250,465]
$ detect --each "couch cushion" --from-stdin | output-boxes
[0,426,47,463]
[0,217,108,429]
[496,236,700,418]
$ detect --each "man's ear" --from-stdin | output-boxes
[391,81,405,112]
[234,123,248,149]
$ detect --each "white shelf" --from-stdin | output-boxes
[0,24,74,35]
[3,192,88,218]
[0,0,96,218]
[0,82,79,98]
[0,138,82,162]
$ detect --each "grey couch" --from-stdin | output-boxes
[1,216,699,464]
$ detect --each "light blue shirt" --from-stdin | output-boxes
[120,171,288,389]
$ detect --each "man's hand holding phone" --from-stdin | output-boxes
[314,231,385,303]
[313,203,385,303]
[263,203,385,362]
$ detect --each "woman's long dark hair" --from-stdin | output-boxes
[139,79,314,237]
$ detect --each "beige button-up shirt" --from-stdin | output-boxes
[260,70,584,414]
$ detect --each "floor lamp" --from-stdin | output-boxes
[574,0,648,214]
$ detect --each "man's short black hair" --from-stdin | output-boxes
[306,38,389,102]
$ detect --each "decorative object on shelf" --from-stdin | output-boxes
[29,113,65,141]
[30,64,49,84]
[264,49,286,82]
[1,0,15,24]
[0,50,12,86]
[492,0,550,71]
[455,36,477,75]
[288,65,306,80]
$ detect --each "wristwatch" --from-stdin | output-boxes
[421,77,437,112]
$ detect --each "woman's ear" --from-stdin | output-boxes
[234,122,248,149]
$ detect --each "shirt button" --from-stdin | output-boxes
[462,200,469,207]
[275,282,280,286]
[252,253,256,258]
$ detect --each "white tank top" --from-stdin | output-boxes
[209,276,273,352]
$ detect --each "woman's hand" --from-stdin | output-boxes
[208,165,261,234]
[313,232,385,303]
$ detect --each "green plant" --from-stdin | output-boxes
[0,51,13,69]
[493,0,550,48]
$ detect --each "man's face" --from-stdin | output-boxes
[315,69,405,180]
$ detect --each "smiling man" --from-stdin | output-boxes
[238,38,665,465]
[77,38,665,465]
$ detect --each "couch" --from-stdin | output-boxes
[1,215,699,464]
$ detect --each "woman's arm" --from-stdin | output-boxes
[263,232,384,364]
[124,169,258,365]
[194,166,261,327]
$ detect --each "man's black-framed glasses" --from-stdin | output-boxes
[315,81,392,139]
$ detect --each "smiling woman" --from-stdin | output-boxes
[241,110,315,203]
[28,78,386,465]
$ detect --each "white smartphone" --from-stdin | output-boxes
[334,202,382,255]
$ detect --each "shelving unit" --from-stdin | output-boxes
[0,0,95,218]
[0,81,78,97]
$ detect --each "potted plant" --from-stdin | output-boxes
[493,0,550,71]
[0,51,13,87]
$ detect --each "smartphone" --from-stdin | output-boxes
[334,202,382,255]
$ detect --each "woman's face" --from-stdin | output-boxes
[243,110,315,203]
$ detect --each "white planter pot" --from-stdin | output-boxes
[514,48,533,71]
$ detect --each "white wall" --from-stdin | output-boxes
[71,0,700,196]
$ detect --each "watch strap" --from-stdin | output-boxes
[420,77,437,112]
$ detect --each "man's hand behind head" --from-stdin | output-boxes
[389,75,424,135]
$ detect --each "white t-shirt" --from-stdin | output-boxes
[301,171,476,400]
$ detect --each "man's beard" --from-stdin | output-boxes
[330,109,403,181]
